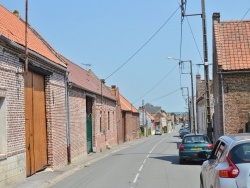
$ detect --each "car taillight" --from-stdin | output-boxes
[219,156,239,178]
[207,144,213,149]
[179,144,184,150]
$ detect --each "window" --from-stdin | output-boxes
[211,141,225,161]
[0,97,7,155]
[229,143,250,164]
[209,140,221,159]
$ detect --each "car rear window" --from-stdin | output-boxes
[229,143,250,164]
[183,135,210,144]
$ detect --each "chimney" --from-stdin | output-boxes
[13,10,20,17]
[213,12,220,23]
[111,85,116,89]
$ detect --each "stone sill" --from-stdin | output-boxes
[0,154,7,161]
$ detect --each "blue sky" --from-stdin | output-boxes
[1,0,250,113]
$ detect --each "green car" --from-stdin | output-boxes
[179,134,213,164]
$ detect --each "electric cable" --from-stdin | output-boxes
[104,5,181,81]
[186,17,203,63]
[132,62,179,104]
[147,88,180,102]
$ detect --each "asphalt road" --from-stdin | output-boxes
[51,126,201,188]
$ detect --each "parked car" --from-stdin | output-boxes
[179,128,190,138]
[179,134,213,164]
[198,133,250,188]
[155,129,162,135]
[179,127,184,135]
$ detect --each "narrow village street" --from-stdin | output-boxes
[1,1,250,187]
[50,125,200,188]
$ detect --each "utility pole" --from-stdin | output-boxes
[180,0,212,140]
[189,60,196,133]
[168,57,196,133]
[201,0,212,141]
[25,0,28,74]
[181,87,191,128]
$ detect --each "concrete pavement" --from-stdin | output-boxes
[9,136,153,188]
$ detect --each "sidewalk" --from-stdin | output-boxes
[10,136,152,188]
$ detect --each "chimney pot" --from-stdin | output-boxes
[213,12,220,22]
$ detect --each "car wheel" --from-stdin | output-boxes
[200,175,204,188]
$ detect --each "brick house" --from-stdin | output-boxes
[0,5,68,186]
[153,111,164,131]
[110,86,139,142]
[212,13,250,141]
[196,74,214,135]
[61,56,118,155]
[167,114,173,132]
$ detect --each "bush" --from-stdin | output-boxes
[148,129,151,135]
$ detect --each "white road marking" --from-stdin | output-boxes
[132,137,168,184]
[133,173,139,183]
[139,165,143,171]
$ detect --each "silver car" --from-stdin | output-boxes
[198,133,250,188]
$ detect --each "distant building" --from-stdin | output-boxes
[110,86,139,143]
[196,74,214,135]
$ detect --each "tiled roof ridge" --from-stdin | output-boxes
[27,23,66,67]
[88,69,103,81]
[220,19,250,23]
[0,5,66,67]
[59,54,89,73]
[120,93,138,113]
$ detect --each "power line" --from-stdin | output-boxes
[105,5,180,81]
[132,62,179,104]
[186,17,203,63]
[147,88,180,102]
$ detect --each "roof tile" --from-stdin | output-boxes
[60,55,116,101]
[214,19,250,71]
[119,94,138,113]
[0,5,65,67]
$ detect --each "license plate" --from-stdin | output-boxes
[191,148,202,150]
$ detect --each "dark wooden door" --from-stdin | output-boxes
[25,71,47,176]
[86,97,93,153]
[87,114,92,153]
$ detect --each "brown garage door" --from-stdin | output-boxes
[25,71,47,176]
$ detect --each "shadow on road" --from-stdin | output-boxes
[150,155,203,166]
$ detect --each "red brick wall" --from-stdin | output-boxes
[0,49,25,156]
[109,87,124,144]
[69,87,87,161]
[45,69,67,169]
[92,95,117,152]
[124,112,139,142]
[0,44,68,185]
[223,74,250,134]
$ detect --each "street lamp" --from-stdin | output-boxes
[168,57,196,133]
